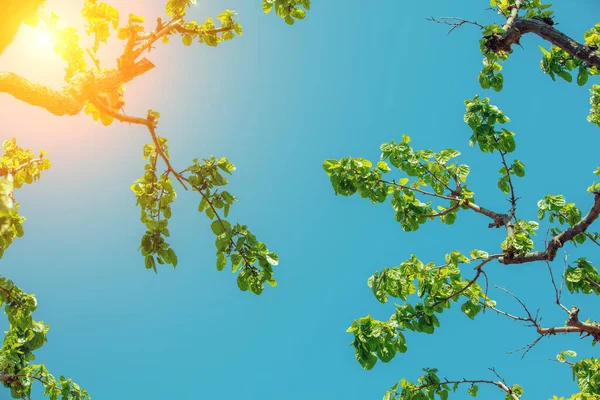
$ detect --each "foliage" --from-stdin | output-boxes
[0,140,88,399]
[325,1,600,399]
[262,0,310,25]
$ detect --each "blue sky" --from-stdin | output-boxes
[1,0,600,398]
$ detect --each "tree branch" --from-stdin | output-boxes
[422,203,460,218]
[546,260,569,313]
[91,97,187,189]
[0,72,87,116]
[412,373,519,400]
[380,179,510,227]
[0,59,154,116]
[131,17,183,60]
[487,17,600,70]
[431,255,500,308]
[425,17,484,35]
[537,306,600,341]
[502,0,523,32]
[500,193,600,264]
[11,158,44,175]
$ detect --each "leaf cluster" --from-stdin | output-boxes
[347,251,493,370]
[323,134,473,233]
[262,0,310,25]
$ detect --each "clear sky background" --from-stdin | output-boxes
[1,0,600,398]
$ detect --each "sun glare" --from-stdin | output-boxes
[0,25,65,87]
[33,28,53,49]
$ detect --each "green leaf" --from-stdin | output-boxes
[467,385,478,397]
[99,114,114,126]
[558,70,572,82]
[216,252,227,271]
[564,350,577,358]
[377,161,391,172]
[237,271,249,291]
[290,8,306,19]
[182,34,193,46]
[456,164,470,181]
[210,220,231,235]
[262,0,273,13]
[577,69,589,86]
[234,22,243,35]
[167,248,178,267]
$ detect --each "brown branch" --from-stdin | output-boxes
[487,17,600,70]
[186,179,252,269]
[91,97,149,125]
[0,58,154,116]
[380,179,510,227]
[0,72,86,116]
[0,285,26,309]
[537,306,600,341]
[585,276,600,291]
[546,260,569,313]
[422,203,460,218]
[131,17,183,60]
[490,285,546,358]
[91,97,187,189]
[380,179,457,201]
[419,161,454,193]
[501,193,600,264]
[486,303,531,323]
[132,18,234,61]
[11,158,44,175]
[493,284,539,327]
[462,199,510,228]
[146,124,187,189]
[412,372,519,400]
[175,25,234,36]
[431,255,501,308]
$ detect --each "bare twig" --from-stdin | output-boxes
[546,260,569,313]
[426,16,484,35]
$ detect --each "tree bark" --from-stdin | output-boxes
[487,17,600,70]
[0,58,154,116]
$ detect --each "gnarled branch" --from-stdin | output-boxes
[486,17,600,69]
[0,58,154,116]
[538,306,600,341]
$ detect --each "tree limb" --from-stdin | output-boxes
[412,374,519,400]
[0,58,154,116]
[501,0,523,32]
[487,17,600,69]
[537,306,600,341]
[500,193,600,264]
[91,97,187,189]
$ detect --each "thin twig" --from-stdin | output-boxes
[426,16,485,35]
[546,260,569,313]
